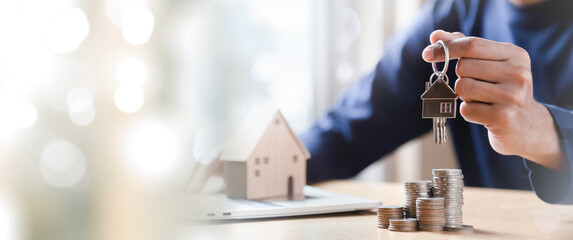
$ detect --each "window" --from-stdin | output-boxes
[293,155,298,163]
[263,157,269,164]
[255,170,260,177]
[275,118,281,125]
[255,158,260,165]
[440,102,452,113]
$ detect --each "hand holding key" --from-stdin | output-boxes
[422,30,564,171]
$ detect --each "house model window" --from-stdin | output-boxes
[293,155,298,163]
[255,170,260,177]
[255,158,260,165]
[263,157,269,164]
[440,102,452,113]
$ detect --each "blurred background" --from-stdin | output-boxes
[0,0,457,239]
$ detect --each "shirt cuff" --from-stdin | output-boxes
[524,103,573,204]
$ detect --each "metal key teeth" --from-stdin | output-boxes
[434,118,447,145]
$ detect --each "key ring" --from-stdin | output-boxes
[428,71,449,84]
[431,40,449,78]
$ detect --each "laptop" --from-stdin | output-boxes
[183,186,382,220]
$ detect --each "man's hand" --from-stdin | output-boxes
[187,154,225,193]
[422,30,564,171]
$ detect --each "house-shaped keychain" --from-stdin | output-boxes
[220,107,311,200]
[421,77,457,118]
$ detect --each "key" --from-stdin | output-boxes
[434,117,446,145]
[420,40,458,145]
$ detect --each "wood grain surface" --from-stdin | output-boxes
[184,180,573,239]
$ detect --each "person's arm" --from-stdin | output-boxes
[524,104,573,204]
[301,0,467,183]
[423,30,572,204]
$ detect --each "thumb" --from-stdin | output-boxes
[422,30,466,62]
[429,29,466,44]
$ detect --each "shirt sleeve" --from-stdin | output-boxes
[300,0,466,183]
[524,103,573,204]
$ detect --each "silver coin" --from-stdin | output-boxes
[444,224,474,233]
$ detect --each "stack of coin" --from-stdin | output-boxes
[416,197,445,231]
[432,169,464,227]
[376,205,404,229]
[388,218,418,232]
[404,180,433,218]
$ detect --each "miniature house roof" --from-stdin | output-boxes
[421,78,457,99]
[219,107,311,162]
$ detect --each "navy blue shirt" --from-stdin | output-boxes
[300,0,573,204]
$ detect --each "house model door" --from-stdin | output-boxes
[287,176,294,200]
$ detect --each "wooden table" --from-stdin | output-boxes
[184,180,573,239]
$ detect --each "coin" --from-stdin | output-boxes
[404,180,433,218]
[376,169,473,233]
[388,218,418,232]
[432,169,464,227]
[376,205,404,229]
[416,197,445,232]
[444,224,474,233]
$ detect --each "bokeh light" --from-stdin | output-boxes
[12,102,38,128]
[114,86,145,113]
[104,0,139,26]
[0,101,38,140]
[39,139,86,188]
[116,57,147,87]
[67,87,93,108]
[43,59,97,113]
[44,7,90,54]
[124,121,183,182]
[0,194,20,240]
[4,48,56,89]
[69,104,96,127]
[121,6,155,45]
[67,87,95,126]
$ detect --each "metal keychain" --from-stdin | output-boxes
[420,40,458,145]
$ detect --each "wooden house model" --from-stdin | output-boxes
[421,78,458,118]
[219,108,311,200]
